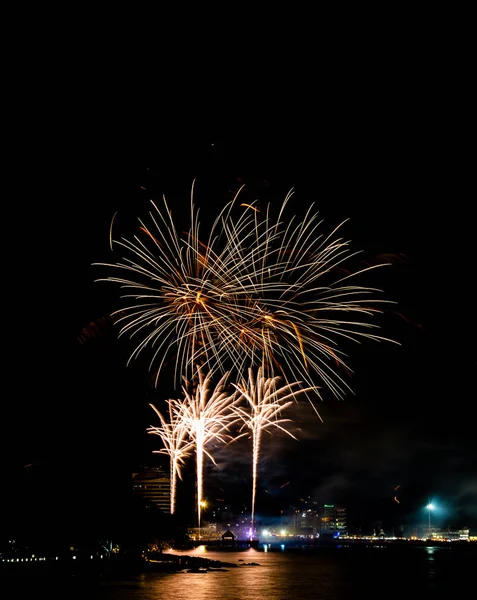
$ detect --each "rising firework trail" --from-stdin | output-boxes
[231,366,318,537]
[94,180,398,415]
[166,368,240,533]
[147,401,194,515]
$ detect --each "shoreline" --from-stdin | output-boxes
[1,539,475,578]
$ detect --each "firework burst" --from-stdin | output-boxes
[231,365,317,537]
[165,368,240,531]
[94,181,397,413]
[147,401,194,515]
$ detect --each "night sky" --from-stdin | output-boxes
[4,113,475,538]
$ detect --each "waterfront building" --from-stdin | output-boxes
[320,504,347,535]
[286,500,347,537]
[132,467,170,513]
[291,507,320,536]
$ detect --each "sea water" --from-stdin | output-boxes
[2,543,474,599]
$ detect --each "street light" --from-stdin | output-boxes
[426,503,434,538]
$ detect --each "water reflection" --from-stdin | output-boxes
[140,549,349,600]
[425,546,437,583]
[4,545,474,600]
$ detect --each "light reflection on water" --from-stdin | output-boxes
[98,548,349,600]
[4,545,474,600]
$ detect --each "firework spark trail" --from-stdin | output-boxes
[94,182,398,412]
[231,365,318,538]
[167,368,241,532]
[147,401,194,514]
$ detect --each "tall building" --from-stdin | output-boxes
[132,467,171,513]
[291,507,320,536]
[320,504,347,535]
[285,498,347,537]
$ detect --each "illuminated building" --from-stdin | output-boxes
[319,504,347,535]
[292,508,320,536]
[132,467,171,513]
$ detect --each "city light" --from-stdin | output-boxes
[426,503,435,537]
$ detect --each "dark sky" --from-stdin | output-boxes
[4,103,475,536]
